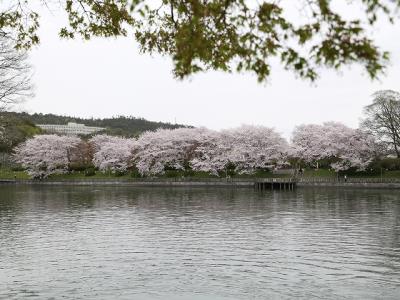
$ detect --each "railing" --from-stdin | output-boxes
[254,178,297,183]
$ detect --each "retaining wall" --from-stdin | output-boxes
[0,179,254,187]
[2,178,400,189]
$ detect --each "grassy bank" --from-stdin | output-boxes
[303,169,400,178]
[0,169,30,179]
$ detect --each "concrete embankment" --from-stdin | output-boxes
[0,179,254,187]
[1,178,400,189]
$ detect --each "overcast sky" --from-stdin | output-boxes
[22,4,400,139]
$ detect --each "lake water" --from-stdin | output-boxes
[0,185,399,299]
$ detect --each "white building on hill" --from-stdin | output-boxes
[37,122,105,135]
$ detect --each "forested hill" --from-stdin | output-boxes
[0,113,41,152]
[7,112,191,137]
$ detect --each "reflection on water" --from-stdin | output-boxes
[0,185,399,299]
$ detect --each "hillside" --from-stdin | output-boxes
[5,112,191,137]
[0,113,42,153]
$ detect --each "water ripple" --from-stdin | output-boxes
[0,186,400,299]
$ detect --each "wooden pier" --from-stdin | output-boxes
[254,178,297,191]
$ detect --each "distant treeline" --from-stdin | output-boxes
[3,112,190,137]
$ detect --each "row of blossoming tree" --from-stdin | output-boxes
[12,123,378,179]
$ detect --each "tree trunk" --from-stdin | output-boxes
[394,143,400,158]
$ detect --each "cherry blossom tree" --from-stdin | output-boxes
[13,135,81,178]
[11,123,381,179]
[189,130,228,175]
[89,134,124,152]
[69,140,94,170]
[133,125,288,176]
[191,125,288,175]
[329,129,377,171]
[89,135,136,174]
[290,124,327,165]
[133,127,214,176]
[291,122,377,171]
[226,125,288,174]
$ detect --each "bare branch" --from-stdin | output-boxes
[0,35,33,111]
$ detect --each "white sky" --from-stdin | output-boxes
[22,4,400,139]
